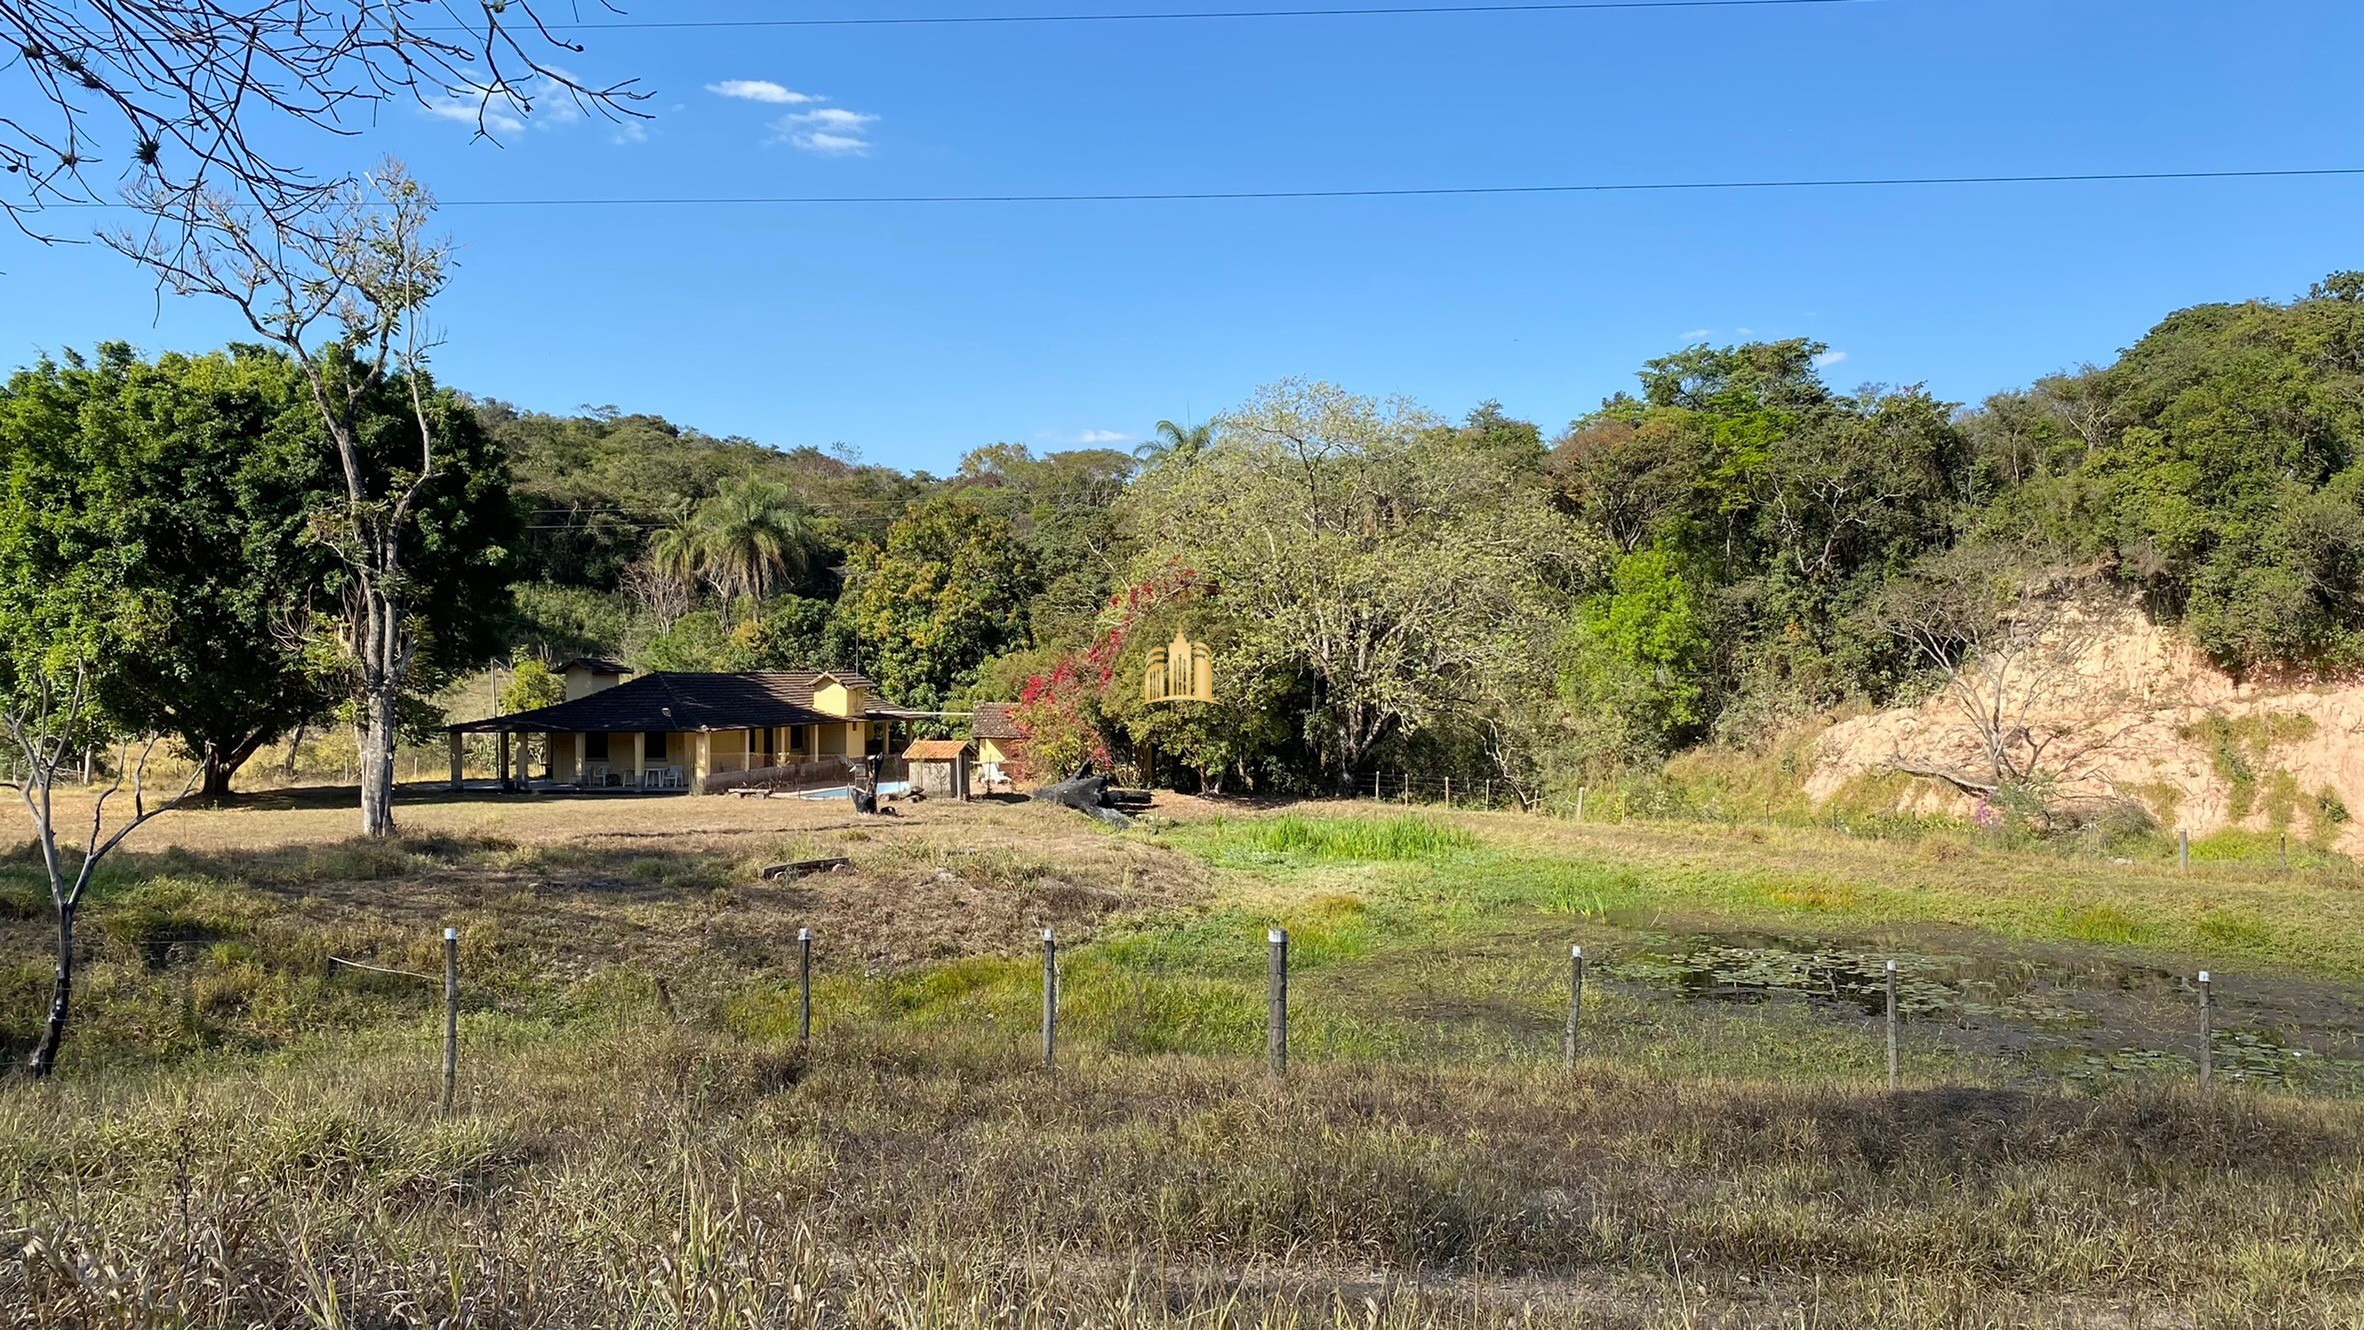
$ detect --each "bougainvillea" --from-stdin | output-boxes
[1012,567,1207,779]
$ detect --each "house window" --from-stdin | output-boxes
[586,733,610,762]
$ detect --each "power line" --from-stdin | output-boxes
[405,165,2364,207]
[495,0,1891,30]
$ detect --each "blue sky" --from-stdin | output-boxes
[2,0,2360,473]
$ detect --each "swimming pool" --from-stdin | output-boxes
[795,780,912,801]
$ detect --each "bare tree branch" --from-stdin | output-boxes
[4,659,203,1076]
[0,0,645,244]
[110,158,447,836]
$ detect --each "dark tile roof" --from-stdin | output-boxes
[450,671,890,733]
[971,702,1025,741]
[556,657,632,675]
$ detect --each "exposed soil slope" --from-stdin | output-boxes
[1812,603,2364,851]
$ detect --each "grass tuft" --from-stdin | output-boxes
[1226,815,1477,862]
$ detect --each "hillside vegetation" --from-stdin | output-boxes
[17,276,2364,822]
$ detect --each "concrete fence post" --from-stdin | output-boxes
[442,927,459,1114]
[1042,927,1059,1074]
[797,927,813,1043]
[1267,928,1289,1078]
[1564,944,1585,1068]
[1884,958,1899,1092]
[2198,970,2213,1089]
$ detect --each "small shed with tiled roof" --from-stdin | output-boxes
[903,737,975,801]
[970,702,1027,785]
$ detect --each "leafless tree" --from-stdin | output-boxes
[621,553,693,632]
[113,161,446,836]
[1875,542,2127,810]
[0,0,641,243]
[3,665,201,1077]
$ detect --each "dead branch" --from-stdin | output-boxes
[0,0,646,245]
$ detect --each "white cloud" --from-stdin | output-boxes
[421,94,523,136]
[1037,429,1132,446]
[1735,327,1756,337]
[772,107,879,155]
[1074,429,1129,445]
[1814,350,1849,369]
[1679,328,1713,342]
[709,79,821,105]
[420,76,594,138]
[612,120,650,146]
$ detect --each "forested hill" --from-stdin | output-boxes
[9,275,2364,801]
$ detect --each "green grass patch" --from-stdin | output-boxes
[2055,902,2149,946]
[1200,814,1476,864]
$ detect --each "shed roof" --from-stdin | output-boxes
[449,670,892,734]
[971,702,1024,741]
[904,738,975,761]
[557,657,632,675]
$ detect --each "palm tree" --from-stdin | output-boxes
[1134,418,1212,466]
[690,478,813,616]
[645,497,701,586]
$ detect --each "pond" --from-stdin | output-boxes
[1601,929,2364,1092]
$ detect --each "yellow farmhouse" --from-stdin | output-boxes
[447,659,925,794]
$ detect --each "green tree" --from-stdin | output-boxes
[689,477,814,614]
[1131,379,1591,794]
[0,378,207,1078]
[955,442,1136,645]
[0,342,512,797]
[841,494,1037,710]
[1960,275,2364,672]
[1558,546,1715,765]
[1133,419,1212,466]
[498,657,563,714]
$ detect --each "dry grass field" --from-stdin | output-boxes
[6,784,2364,1327]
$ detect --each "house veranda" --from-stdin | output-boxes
[447,660,927,795]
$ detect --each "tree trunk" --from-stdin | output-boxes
[1334,714,1360,798]
[281,722,308,779]
[360,681,399,837]
[199,732,270,801]
[27,901,74,1079]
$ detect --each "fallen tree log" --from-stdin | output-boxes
[760,856,852,881]
[1889,758,2000,798]
[1034,769,1136,828]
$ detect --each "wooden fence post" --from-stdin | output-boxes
[2178,829,2190,870]
[1575,786,1587,821]
[2198,970,2213,1089]
[1444,776,1452,808]
[1267,928,1288,1078]
[442,927,459,1114]
[2281,835,2290,875]
[1884,958,1899,1091]
[1042,927,1058,1074]
[1564,944,1584,1068]
[797,927,813,1043]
